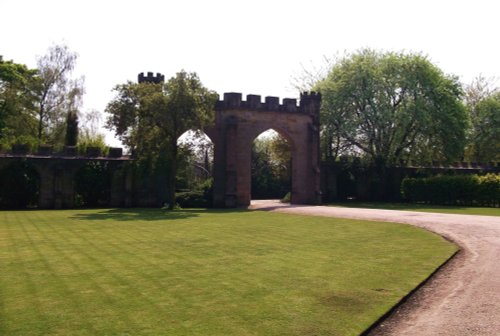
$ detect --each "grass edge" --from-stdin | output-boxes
[359,246,460,335]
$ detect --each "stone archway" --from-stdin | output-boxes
[205,92,321,207]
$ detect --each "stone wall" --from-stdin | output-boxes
[208,92,322,207]
[0,148,132,209]
[321,160,500,202]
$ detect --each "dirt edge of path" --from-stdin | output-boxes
[362,248,462,335]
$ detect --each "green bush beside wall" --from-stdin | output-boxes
[401,174,500,207]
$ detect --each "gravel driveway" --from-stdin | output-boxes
[250,200,500,336]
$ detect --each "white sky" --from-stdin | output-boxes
[1,0,499,146]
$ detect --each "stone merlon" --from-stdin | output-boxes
[216,92,321,113]
[138,72,165,84]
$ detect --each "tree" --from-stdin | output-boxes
[176,131,214,190]
[65,110,78,146]
[0,56,38,147]
[77,109,107,155]
[33,44,84,146]
[75,161,111,207]
[316,49,468,165]
[106,70,218,208]
[251,132,291,199]
[464,76,500,162]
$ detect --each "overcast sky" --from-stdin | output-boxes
[1,0,499,145]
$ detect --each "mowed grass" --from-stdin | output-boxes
[0,209,456,336]
[330,202,500,216]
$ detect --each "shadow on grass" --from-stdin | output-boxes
[69,207,252,222]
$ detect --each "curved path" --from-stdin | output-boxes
[249,200,500,336]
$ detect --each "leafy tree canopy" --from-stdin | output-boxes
[106,70,218,208]
[316,49,468,165]
[464,76,500,162]
[33,44,84,147]
[0,56,38,146]
[251,131,291,199]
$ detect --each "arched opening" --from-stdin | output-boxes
[176,130,214,207]
[0,160,40,209]
[74,161,112,207]
[251,129,292,201]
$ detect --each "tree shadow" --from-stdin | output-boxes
[70,208,200,221]
[70,207,253,222]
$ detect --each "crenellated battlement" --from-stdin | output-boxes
[216,92,321,114]
[138,72,165,84]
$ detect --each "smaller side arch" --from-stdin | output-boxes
[0,159,40,209]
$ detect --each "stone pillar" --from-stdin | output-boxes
[224,118,239,207]
[290,94,322,205]
[209,115,229,208]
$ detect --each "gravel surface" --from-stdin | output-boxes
[249,200,500,336]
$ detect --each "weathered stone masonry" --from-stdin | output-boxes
[206,92,322,207]
[0,147,132,208]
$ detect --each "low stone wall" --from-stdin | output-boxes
[321,160,500,202]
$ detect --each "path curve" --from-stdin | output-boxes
[249,200,500,336]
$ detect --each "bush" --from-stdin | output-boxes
[476,174,500,207]
[176,191,208,208]
[280,192,291,203]
[175,178,213,208]
[74,161,111,207]
[401,174,500,207]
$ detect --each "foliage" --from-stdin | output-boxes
[176,131,213,191]
[33,44,84,146]
[316,49,467,165]
[463,76,500,162]
[401,174,500,207]
[175,178,213,208]
[106,70,218,208]
[77,109,108,155]
[77,133,108,156]
[0,160,39,208]
[280,191,291,203]
[0,209,456,335]
[74,161,111,207]
[0,56,38,147]
[65,110,78,146]
[175,142,211,191]
[251,132,291,199]
[175,191,207,208]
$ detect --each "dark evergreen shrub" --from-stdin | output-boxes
[401,174,500,207]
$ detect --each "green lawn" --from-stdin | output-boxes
[330,202,500,216]
[0,209,456,336]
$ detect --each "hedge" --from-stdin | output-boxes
[401,174,500,207]
[175,179,213,208]
[175,190,210,208]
